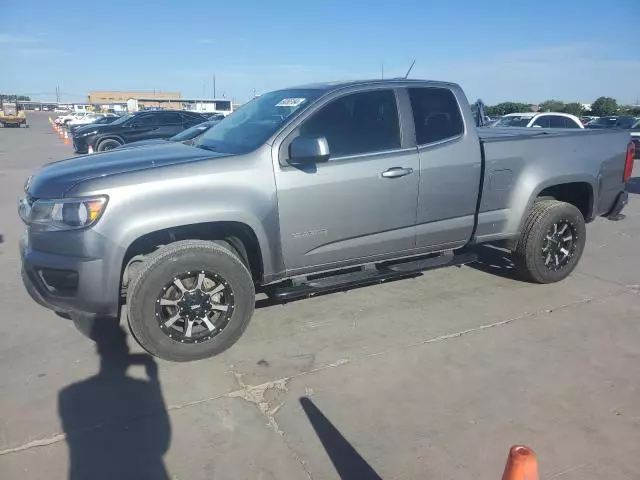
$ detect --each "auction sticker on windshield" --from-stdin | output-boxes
[275,98,306,107]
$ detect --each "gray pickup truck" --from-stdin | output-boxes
[18,79,634,362]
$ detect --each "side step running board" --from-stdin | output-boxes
[268,251,477,301]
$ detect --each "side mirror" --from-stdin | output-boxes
[289,136,330,165]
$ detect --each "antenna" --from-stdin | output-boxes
[404,59,416,79]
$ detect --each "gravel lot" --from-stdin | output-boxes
[0,113,639,479]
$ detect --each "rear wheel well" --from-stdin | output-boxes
[121,222,263,292]
[537,182,593,220]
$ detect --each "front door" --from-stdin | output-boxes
[273,88,420,273]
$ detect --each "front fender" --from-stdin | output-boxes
[68,149,284,282]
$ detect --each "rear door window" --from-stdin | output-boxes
[408,87,464,145]
[562,117,580,128]
[532,116,551,128]
[548,116,566,128]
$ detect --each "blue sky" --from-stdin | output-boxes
[1,0,638,105]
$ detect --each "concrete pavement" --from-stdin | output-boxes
[0,113,638,479]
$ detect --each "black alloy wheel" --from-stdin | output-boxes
[155,270,234,344]
[540,220,577,271]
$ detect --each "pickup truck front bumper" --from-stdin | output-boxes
[19,231,120,318]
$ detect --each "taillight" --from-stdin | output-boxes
[624,141,634,182]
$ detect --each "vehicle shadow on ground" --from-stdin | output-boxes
[300,396,382,480]
[466,244,516,279]
[58,319,171,480]
[626,176,640,195]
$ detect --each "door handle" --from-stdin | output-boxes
[381,167,414,178]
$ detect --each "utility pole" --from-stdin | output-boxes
[213,74,216,98]
[381,62,384,80]
[55,85,60,103]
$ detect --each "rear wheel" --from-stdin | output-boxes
[97,138,122,151]
[512,200,586,283]
[127,240,255,362]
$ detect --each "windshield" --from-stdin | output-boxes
[169,121,216,142]
[195,88,323,155]
[492,115,532,127]
[110,113,135,125]
[632,119,640,130]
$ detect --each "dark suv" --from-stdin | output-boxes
[71,110,208,154]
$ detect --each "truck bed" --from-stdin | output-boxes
[477,126,623,142]
[473,126,630,242]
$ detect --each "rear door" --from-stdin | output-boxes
[273,88,420,272]
[153,112,185,137]
[409,86,482,249]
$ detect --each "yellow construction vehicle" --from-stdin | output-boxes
[0,99,28,128]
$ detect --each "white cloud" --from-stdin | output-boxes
[0,33,40,44]
[199,38,215,44]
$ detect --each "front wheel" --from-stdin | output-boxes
[512,200,586,283]
[127,240,255,362]
[97,138,122,152]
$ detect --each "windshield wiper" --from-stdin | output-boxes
[196,144,217,152]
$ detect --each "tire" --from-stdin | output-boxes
[127,240,255,362]
[512,200,586,283]
[97,138,122,152]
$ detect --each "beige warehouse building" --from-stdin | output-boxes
[87,90,183,109]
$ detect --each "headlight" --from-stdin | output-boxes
[19,196,108,231]
[80,130,98,137]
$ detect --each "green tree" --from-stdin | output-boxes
[539,99,565,112]
[590,96,618,116]
[485,102,532,116]
[0,94,31,101]
[562,102,584,116]
[619,105,640,116]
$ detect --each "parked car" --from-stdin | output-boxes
[119,119,221,149]
[66,113,102,129]
[55,112,89,126]
[19,79,633,362]
[492,112,584,129]
[70,110,209,154]
[69,114,120,135]
[586,116,637,129]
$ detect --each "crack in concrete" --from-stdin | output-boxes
[228,371,314,479]
[0,289,626,459]
[0,433,67,456]
[228,372,288,436]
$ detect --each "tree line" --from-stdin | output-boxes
[483,97,640,118]
[0,94,32,102]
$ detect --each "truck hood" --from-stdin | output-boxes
[27,142,228,198]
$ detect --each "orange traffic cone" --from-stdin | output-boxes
[63,130,70,145]
[502,445,538,480]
